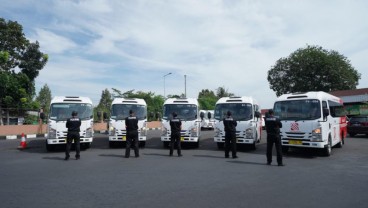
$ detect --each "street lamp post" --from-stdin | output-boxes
[163,72,172,99]
[184,75,186,98]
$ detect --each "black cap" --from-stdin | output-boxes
[72,111,78,116]
[268,109,274,115]
[172,112,177,117]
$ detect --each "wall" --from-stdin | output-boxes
[0,121,162,136]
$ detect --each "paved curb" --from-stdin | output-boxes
[148,128,161,130]
[0,134,46,140]
[0,129,165,139]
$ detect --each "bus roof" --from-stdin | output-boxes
[276,91,342,103]
[215,96,258,105]
[51,96,93,104]
[111,98,147,105]
[164,98,198,105]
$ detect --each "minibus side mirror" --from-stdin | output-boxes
[323,108,329,120]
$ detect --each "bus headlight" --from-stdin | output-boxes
[48,128,56,139]
[86,128,93,138]
[245,128,253,139]
[214,128,221,137]
[162,126,167,136]
[140,127,147,136]
[109,126,116,136]
[191,127,198,137]
[311,127,322,141]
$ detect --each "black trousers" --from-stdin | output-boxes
[266,134,283,164]
[125,131,139,157]
[170,132,181,156]
[65,131,80,158]
[225,131,237,157]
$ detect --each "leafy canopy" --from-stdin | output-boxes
[267,45,361,96]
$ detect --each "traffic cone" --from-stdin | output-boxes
[18,133,27,149]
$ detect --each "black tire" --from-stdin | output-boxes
[82,143,91,150]
[194,141,200,148]
[336,135,343,148]
[139,141,146,148]
[281,146,289,154]
[109,141,115,148]
[323,138,332,157]
[250,142,256,150]
[217,142,224,149]
[163,141,169,148]
[46,141,54,152]
[349,133,356,137]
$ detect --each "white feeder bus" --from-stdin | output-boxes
[46,96,94,151]
[273,91,347,156]
[214,96,262,149]
[108,98,148,147]
[161,98,201,148]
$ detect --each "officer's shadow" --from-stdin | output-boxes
[99,154,125,158]
[227,160,269,166]
[42,156,65,160]
[143,153,171,157]
[193,154,225,159]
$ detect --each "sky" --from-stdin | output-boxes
[1,0,367,109]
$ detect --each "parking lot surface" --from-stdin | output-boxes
[1,130,367,208]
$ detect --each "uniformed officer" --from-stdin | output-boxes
[125,109,139,158]
[170,112,182,157]
[223,111,238,158]
[65,111,81,160]
[265,109,284,166]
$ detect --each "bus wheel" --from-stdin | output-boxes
[250,142,256,150]
[46,141,54,152]
[109,141,115,148]
[194,141,199,148]
[83,143,90,149]
[217,142,224,149]
[323,138,332,156]
[336,135,343,148]
[281,146,289,154]
[139,141,146,148]
[163,141,169,148]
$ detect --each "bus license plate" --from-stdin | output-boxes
[122,136,126,141]
[180,137,185,141]
[289,140,302,145]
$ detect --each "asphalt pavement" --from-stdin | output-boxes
[0,130,368,208]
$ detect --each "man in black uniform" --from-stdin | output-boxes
[65,111,81,160]
[265,109,284,166]
[223,111,238,158]
[169,112,182,157]
[125,110,139,158]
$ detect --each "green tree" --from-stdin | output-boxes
[0,18,48,125]
[95,89,113,121]
[35,84,52,115]
[110,88,164,121]
[216,86,234,98]
[198,89,217,110]
[267,45,361,96]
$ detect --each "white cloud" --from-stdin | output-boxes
[30,29,78,54]
[2,0,368,108]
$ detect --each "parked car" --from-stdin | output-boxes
[347,116,368,137]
